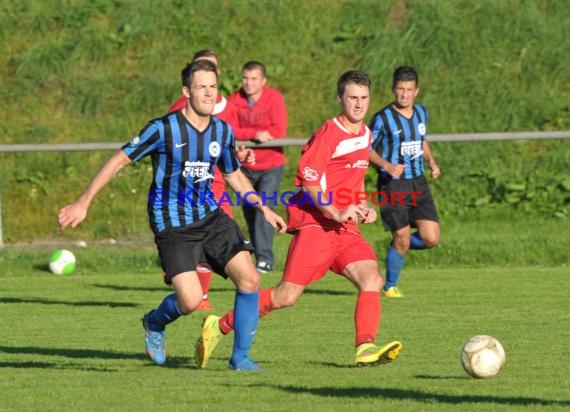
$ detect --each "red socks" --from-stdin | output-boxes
[196,265,212,299]
[354,291,381,347]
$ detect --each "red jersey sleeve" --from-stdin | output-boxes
[295,121,336,188]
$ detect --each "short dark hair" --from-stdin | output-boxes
[181,59,218,87]
[337,70,371,97]
[192,49,218,62]
[392,66,419,88]
[242,60,266,77]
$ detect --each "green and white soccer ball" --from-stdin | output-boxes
[49,249,76,275]
[461,335,506,379]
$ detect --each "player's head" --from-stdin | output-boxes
[392,66,419,109]
[241,60,267,98]
[181,59,218,88]
[392,66,419,88]
[192,49,219,72]
[336,70,371,98]
[181,60,218,116]
[336,70,370,124]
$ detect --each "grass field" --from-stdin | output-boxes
[1,216,569,411]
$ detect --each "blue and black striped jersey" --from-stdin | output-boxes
[369,103,428,180]
[122,111,240,233]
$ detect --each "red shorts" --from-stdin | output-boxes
[283,226,377,286]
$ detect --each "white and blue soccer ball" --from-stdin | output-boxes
[461,335,506,379]
[49,249,76,275]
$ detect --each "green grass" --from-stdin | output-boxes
[1,0,570,242]
[1,216,569,411]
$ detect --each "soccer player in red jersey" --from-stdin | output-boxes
[195,70,403,368]
[168,50,255,311]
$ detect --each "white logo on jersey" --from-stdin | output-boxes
[400,141,422,158]
[302,167,319,182]
[182,161,214,182]
[129,136,140,146]
[175,142,187,148]
[418,123,426,135]
[345,159,369,169]
[209,141,221,157]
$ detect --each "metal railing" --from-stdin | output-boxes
[1,130,570,247]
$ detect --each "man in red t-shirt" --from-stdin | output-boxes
[168,49,255,311]
[195,70,403,369]
[228,61,287,274]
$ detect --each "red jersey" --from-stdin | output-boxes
[287,116,372,232]
[228,85,287,171]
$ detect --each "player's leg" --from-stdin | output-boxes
[143,270,202,365]
[384,225,411,297]
[413,219,440,249]
[410,177,440,250]
[341,257,402,366]
[195,265,214,311]
[223,250,262,370]
[195,227,330,369]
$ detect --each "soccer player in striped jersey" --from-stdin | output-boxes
[194,70,402,369]
[58,60,286,371]
[168,49,255,312]
[368,66,441,298]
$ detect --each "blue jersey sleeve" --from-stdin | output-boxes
[217,123,241,174]
[121,121,163,162]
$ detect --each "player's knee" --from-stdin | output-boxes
[235,271,261,292]
[423,233,440,248]
[177,296,200,315]
[359,272,383,291]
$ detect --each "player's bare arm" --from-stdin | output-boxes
[422,140,440,179]
[369,149,404,178]
[224,169,287,233]
[58,150,132,230]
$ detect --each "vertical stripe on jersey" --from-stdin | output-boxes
[371,104,427,180]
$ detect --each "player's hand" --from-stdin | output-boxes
[335,204,369,224]
[430,162,441,179]
[58,202,88,230]
[237,146,256,165]
[359,207,377,224]
[254,131,273,143]
[261,208,287,233]
[388,163,405,178]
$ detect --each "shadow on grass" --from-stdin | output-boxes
[0,345,147,360]
[91,283,169,293]
[0,345,193,369]
[0,360,119,372]
[414,374,467,380]
[257,384,570,407]
[0,297,139,308]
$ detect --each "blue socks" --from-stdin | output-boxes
[231,290,259,365]
[147,293,182,331]
[385,247,406,290]
[410,232,428,250]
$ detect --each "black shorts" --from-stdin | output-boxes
[154,209,255,284]
[376,175,439,232]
